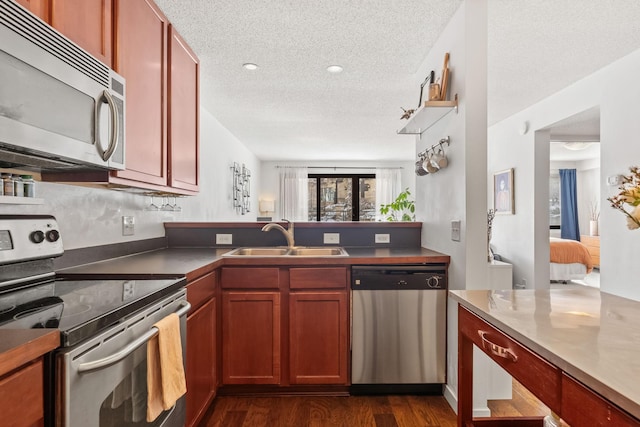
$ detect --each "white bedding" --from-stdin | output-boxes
[550,262,587,281]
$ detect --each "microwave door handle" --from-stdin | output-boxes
[95,90,119,162]
[76,301,191,374]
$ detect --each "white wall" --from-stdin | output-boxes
[410,0,489,414]
[488,48,640,300]
[259,160,415,220]
[0,107,259,249]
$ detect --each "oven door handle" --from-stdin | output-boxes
[77,301,191,374]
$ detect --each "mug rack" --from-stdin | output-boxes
[418,136,450,159]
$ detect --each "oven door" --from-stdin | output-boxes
[55,290,189,427]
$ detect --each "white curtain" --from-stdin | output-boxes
[279,167,309,221]
[375,168,401,221]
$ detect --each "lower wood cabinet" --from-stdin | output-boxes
[220,266,349,388]
[185,271,217,427]
[0,358,45,427]
[185,297,216,427]
[289,291,348,385]
[222,291,281,385]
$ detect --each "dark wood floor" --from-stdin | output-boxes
[200,380,558,427]
[199,394,457,427]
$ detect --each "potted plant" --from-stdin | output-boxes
[588,201,600,236]
[379,188,416,221]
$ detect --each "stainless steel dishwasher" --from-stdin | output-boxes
[351,264,447,394]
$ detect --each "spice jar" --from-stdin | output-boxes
[12,175,23,197]
[1,173,14,196]
[21,175,35,198]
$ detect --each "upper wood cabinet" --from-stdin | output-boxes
[50,0,113,67]
[113,0,168,187]
[168,26,200,192]
[13,0,49,21]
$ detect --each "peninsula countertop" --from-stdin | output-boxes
[450,288,640,420]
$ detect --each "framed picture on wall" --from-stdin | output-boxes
[494,168,515,214]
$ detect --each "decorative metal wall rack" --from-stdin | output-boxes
[418,136,451,159]
[231,162,251,214]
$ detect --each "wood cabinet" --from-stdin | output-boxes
[289,291,348,385]
[222,291,281,385]
[50,0,112,67]
[13,0,49,20]
[581,235,600,268]
[112,0,200,193]
[185,271,217,427]
[220,266,349,388]
[168,25,199,192]
[113,0,168,187]
[0,358,45,427]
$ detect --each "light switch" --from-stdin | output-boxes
[451,220,461,242]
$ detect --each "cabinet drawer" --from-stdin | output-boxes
[0,358,44,427]
[459,307,561,413]
[561,374,639,426]
[221,267,280,289]
[289,267,347,289]
[186,271,216,312]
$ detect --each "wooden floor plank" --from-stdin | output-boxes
[374,413,400,427]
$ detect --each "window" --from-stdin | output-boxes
[308,174,376,221]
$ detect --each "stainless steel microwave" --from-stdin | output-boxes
[0,0,125,171]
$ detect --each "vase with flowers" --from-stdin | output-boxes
[588,201,600,236]
[607,166,640,230]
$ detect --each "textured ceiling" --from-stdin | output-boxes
[154,1,640,161]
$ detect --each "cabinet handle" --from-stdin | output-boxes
[478,330,518,362]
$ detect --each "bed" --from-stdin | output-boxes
[550,237,594,281]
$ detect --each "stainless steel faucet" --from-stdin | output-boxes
[261,220,295,248]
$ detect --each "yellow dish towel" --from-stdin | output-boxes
[147,313,187,422]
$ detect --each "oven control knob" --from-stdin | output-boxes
[30,230,45,244]
[46,230,60,242]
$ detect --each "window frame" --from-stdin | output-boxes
[308,173,375,222]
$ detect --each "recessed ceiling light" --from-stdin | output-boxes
[242,63,259,70]
[326,65,343,73]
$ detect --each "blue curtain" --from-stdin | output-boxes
[559,169,580,240]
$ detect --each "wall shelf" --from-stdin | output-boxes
[0,196,44,205]
[397,94,458,135]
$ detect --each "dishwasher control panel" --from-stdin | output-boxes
[351,264,447,290]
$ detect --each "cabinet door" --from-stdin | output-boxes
[289,291,348,385]
[168,25,199,192]
[0,359,45,427]
[222,291,281,385]
[13,0,49,21]
[186,297,216,427]
[50,0,112,67]
[113,0,168,186]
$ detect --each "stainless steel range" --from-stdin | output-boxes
[0,215,189,427]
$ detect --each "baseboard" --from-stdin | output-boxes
[443,384,492,418]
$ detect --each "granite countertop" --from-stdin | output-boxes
[57,246,449,278]
[450,288,640,420]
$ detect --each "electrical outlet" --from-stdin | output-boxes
[451,220,461,241]
[122,281,135,301]
[323,233,340,244]
[375,234,390,244]
[216,234,233,245]
[122,216,135,236]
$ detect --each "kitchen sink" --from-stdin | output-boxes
[223,247,349,257]
[224,247,291,256]
[287,247,348,256]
